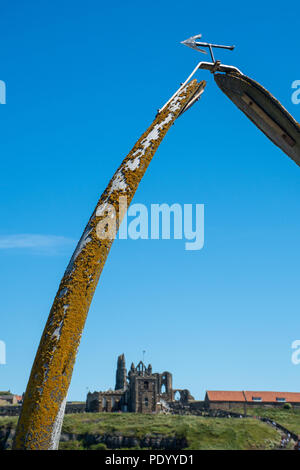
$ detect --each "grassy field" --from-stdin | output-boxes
[59,413,282,450]
[0,416,18,427]
[231,407,300,436]
[0,412,288,450]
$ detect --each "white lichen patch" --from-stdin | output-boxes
[63,305,69,314]
[169,91,186,112]
[96,202,109,217]
[123,90,188,173]
[107,169,127,196]
[125,156,140,171]
[65,225,93,274]
[96,201,116,219]
[58,287,68,299]
[49,395,67,450]
[52,326,62,340]
[124,113,173,172]
[51,305,69,341]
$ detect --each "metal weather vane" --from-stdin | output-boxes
[181,33,235,62]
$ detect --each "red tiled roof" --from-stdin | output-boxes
[206,391,246,402]
[206,390,300,403]
[244,391,300,403]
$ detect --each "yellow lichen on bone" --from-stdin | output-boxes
[13,79,205,450]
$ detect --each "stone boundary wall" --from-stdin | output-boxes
[65,403,86,414]
[0,405,21,416]
[0,402,86,417]
[207,401,300,411]
[1,399,299,417]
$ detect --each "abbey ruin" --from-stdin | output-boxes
[86,354,194,413]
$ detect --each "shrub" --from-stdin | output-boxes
[283,403,292,410]
[89,443,107,450]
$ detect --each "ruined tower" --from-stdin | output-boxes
[115,354,127,390]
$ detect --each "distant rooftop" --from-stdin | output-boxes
[206,391,300,403]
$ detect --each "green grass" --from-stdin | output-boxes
[231,406,300,436]
[0,416,18,427]
[0,413,285,450]
[60,413,281,450]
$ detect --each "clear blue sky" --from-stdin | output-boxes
[0,0,299,401]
